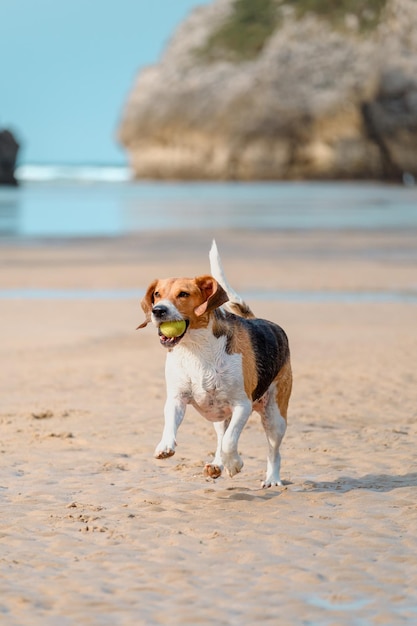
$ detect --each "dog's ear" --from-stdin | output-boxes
[137,279,158,329]
[194,275,228,317]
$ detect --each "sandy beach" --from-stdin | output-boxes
[1,228,417,625]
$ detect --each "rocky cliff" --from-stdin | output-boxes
[0,129,19,186]
[118,0,417,181]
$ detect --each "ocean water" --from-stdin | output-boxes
[1,167,416,303]
[0,166,417,238]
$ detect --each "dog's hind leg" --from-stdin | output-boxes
[260,399,287,488]
[259,363,291,487]
[204,419,230,479]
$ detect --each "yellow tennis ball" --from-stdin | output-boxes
[159,320,187,338]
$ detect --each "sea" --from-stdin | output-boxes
[1,165,416,303]
[0,165,417,239]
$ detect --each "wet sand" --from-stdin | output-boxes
[1,229,417,625]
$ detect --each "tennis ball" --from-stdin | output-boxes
[159,320,187,338]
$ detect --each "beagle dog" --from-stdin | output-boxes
[138,241,292,487]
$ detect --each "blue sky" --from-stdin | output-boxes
[0,0,210,165]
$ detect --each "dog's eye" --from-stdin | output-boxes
[154,291,160,299]
[177,291,189,299]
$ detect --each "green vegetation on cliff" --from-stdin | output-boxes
[199,0,387,62]
[199,0,279,61]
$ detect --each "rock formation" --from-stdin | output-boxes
[118,0,417,181]
[0,129,19,186]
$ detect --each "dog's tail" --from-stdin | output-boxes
[209,240,255,319]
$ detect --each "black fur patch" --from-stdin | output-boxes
[244,318,290,401]
[214,310,290,401]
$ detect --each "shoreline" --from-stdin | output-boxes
[1,228,416,290]
[1,286,417,304]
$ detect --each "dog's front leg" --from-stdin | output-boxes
[204,419,230,479]
[154,395,187,459]
[221,400,252,477]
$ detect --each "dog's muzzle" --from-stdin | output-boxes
[152,303,188,348]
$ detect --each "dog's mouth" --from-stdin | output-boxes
[158,320,189,348]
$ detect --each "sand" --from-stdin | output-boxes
[1,229,417,625]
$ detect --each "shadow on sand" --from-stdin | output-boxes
[302,472,417,493]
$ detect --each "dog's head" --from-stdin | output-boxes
[137,275,228,348]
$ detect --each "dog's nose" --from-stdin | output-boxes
[152,304,168,319]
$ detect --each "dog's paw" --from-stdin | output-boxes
[154,446,175,459]
[261,477,283,488]
[223,453,244,478]
[204,463,223,479]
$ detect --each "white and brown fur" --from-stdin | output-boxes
[138,241,292,487]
